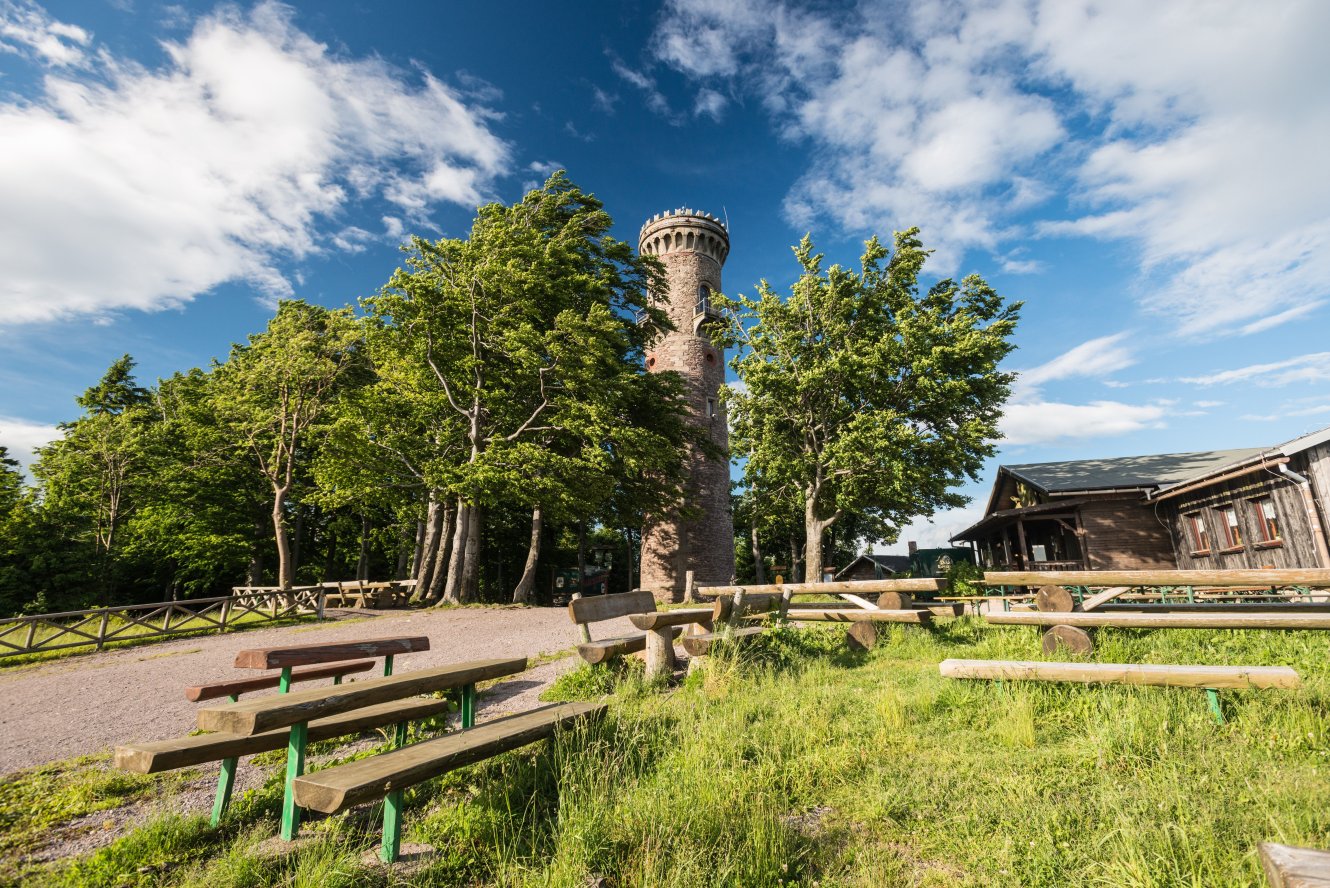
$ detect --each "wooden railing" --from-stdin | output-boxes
[0,588,326,659]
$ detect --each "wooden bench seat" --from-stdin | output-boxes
[234,635,430,669]
[1259,841,1330,887]
[577,627,683,665]
[293,701,606,862]
[680,624,765,656]
[185,661,374,702]
[786,608,933,624]
[115,696,455,773]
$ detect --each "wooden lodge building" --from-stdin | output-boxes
[952,425,1330,572]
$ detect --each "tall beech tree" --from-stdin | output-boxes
[718,229,1020,582]
[366,172,679,604]
[211,301,362,590]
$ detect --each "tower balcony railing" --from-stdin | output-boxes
[693,297,724,333]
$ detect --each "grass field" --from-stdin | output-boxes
[3,618,1328,886]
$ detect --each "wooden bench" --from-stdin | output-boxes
[293,700,606,862]
[195,657,526,840]
[568,591,711,680]
[785,607,934,650]
[680,590,789,657]
[117,636,431,826]
[1259,841,1330,887]
[699,577,947,612]
[940,658,1301,723]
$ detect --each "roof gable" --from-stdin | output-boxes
[1004,448,1267,495]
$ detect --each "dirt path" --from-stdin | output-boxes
[0,606,621,776]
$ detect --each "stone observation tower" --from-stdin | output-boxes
[637,208,736,600]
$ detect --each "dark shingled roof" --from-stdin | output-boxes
[1005,448,1267,494]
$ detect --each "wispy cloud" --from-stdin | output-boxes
[0,414,59,473]
[1016,333,1136,390]
[0,1,91,67]
[0,1,509,324]
[610,54,676,121]
[1179,352,1330,387]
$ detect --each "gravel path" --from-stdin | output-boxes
[0,606,625,777]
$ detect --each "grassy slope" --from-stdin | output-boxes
[5,619,1329,887]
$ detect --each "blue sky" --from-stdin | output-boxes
[1,0,1328,552]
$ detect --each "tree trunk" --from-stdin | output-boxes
[395,523,412,581]
[440,500,471,605]
[413,494,445,602]
[789,537,802,584]
[356,514,371,580]
[803,484,840,584]
[751,520,767,584]
[459,506,481,602]
[272,485,293,590]
[409,518,426,579]
[513,505,543,604]
[425,503,454,603]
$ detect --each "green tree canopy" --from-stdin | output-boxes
[718,229,1020,582]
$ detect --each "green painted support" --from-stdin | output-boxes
[279,720,308,840]
[461,683,476,728]
[383,654,394,677]
[394,721,407,748]
[1205,688,1224,725]
[278,667,292,694]
[380,790,403,863]
[333,674,342,685]
[1186,585,1196,604]
[211,756,237,826]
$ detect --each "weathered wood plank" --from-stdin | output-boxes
[1100,603,1330,613]
[1259,841,1330,888]
[198,658,526,735]
[787,608,932,624]
[292,702,606,814]
[939,659,1301,689]
[984,569,1330,588]
[712,592,787,624]
[699,578,946,596]
[986,611,1330,629]
[116,696,455,773]
[234,636,430,669]
[628,608,713,630]
[576,629,682,665]
[185,661,375,702]
[568,591,655,625]
[1079,586,1129,612]
[680,626,765,657]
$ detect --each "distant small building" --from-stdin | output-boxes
[952,426,1330,571]
[835,554,911,582]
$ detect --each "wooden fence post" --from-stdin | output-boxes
[684,570,696,604]
[96,612,110,651]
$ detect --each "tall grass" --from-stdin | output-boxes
[6,619,1329,886]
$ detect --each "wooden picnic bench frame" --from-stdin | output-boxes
[568,591,712,680]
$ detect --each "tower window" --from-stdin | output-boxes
[706,398,717,420]
[696,284,711,315]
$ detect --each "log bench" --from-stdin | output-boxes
[785,607,934,650]
[195,657,527,840]
[1259,841,1330,887]
[680,590,789,657]
[940,658,1301,723]
[568,591,711,680]
[293,700,606,862]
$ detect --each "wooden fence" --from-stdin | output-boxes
[0,587,326,659]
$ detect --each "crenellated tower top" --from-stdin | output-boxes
[638,209,729,265]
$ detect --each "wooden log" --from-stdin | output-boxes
[628,608,713,630]
[198,658,527,736]
[681,625,765,657]
[1079,586,1129,612]
[234,636,430,669]
[986,612,1330,630]
[643,628,675,681]
[875,591,914,610]
[1035,585,1076,613]
[919,603,965,617]
[846,621,877,650]
[786,609,931,624]
[1099,603,1330,613]
[698,578,946,596]
[185,661,375,702]
[568,591,655,625]
[1042,625,1094,656]
[577,628,683,665]
[983,569,1330,588]
[1258,841,1330,888]
[712,592,784,624]
[938,659,1302,689]
[115,696,456,773]
[292,702,606,814]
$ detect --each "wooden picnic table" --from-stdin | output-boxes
[196,657,526,840]
[234,635,430,680]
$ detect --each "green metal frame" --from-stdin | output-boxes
[280,720,308,840]
[1205,688,1225,724]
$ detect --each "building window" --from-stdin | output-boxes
[1186,512,1210,554]
[706,397,717,421]
[1252,497,1282,544]
[1218,506,1243,550]
[696,284,711,315]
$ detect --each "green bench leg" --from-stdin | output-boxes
[279,667,293,694]
[280,720,308,841]
[1205,688,1225,725]
[381,789,403,863]
[211,756,237,826]
[333,674,342,686]
[383,655,394,677]
[461,683,476,728]
[394,721,407,748]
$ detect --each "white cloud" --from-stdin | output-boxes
[610,55,675,121]
[1016,333,1136,390]
[381,215,404,239]
[0,1,91,67]
[1179,352,1330,387]
[0,415,59,473]
[1194,400,1223,408]
[694,88,727,121]
[648,0,1330,333]
[0,1,509,324]
[1000,400,1167,445]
